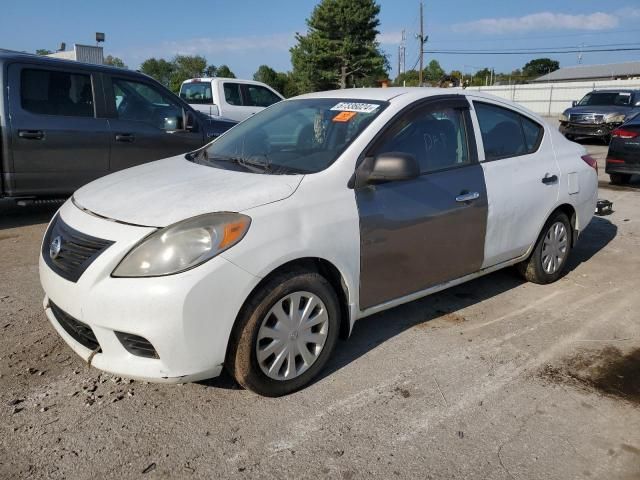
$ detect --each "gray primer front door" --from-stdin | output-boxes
[356,98,488,310]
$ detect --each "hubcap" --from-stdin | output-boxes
[541,221,568,274]
[256,291,329,381]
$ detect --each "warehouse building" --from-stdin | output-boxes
[533,61,640,83]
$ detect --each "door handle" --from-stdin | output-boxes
[18,130,44,140]
[115,133,135,143]
[541,174,558,185]
[456,191,480,203]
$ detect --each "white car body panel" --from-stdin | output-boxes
[39,87,597,383]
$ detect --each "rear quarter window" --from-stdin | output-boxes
[21,69,94,117]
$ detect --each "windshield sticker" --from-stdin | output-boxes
[332,111,357,122]
[331,102,379,113]
[619,92,631,96]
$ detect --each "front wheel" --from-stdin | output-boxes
[610,173,631,185]
[226,270,340,397]
[517,212,572,284]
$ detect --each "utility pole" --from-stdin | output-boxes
[397,30,406,79]
[417,1,424,86]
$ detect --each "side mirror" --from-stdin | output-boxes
[572,100,577,107]
[163,116,182,131]
[368,152,420,183]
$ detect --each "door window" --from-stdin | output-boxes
[223,83,242,106]
[112,78,184,130]
[245,85,281,107]
[373,105,470,174]
[21,69,94,117]
[474,102,543,160]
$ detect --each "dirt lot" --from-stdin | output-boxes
[1,140,639,480]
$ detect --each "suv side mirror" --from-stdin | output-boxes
[368,152,420,183]
[572,100,577,107]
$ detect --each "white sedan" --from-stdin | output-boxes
[39,88,598,396]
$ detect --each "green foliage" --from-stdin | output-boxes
[35,49,52,56]
[253,65,294,96]
[140,55,218,92]
[423,59,445,84]
[216,65,236,78]
[290,0,388,92]
[394,69,420,87]
[140,58,175,89]
[522,58,560,78]
[104,55,127,69]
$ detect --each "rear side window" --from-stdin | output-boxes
[21,69,94,117]
[223,83,242,105]
[474,102,543,161]
[244,85,281,107]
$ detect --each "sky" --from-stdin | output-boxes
[1,0,640,79]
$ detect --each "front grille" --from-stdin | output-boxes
[50,302,100,351]
[115,332,159,359]
[42,215,114,282]
[569,113,604,124]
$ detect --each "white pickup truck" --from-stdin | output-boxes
[179,78,284,122]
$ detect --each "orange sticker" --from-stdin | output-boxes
[333,111,357,122]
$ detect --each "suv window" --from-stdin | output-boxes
[223,83,242,106]
[245,85,281,107]
[374,105,470,174]
[21,69,94,117]
[474,102,542,160]
[180,82,213,104]
[112,78,184,130]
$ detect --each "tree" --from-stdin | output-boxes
[522,58,559,78]
[104,55,127,68]
[290,0,388,92]
[394,69,420,87]
[253,65,289,94]
[140,58,174,88]
[204,65,217,77]
[422,59,445,84]
[216,65,236,78]
[35,49,52,55]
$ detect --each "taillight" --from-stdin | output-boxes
[612,128,639,139]
[581,154,598,173]
[606,158,625,164]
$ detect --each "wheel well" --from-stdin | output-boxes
[551,204,577,245]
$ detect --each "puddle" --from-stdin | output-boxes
[540,346,640,405]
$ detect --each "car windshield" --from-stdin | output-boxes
[179,82,213,104]
[194,98,387,174]
[578,92,632,107]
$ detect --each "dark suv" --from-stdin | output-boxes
[0,52,236,201]
[558,89,640,143]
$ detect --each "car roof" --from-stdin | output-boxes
[591,89,639,93]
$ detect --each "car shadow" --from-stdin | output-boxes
[0,200,61,230]
[201,216,618,392]
[599,175,640,191]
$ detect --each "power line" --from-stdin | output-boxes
[424,47,640,55]
[425,28,640,45]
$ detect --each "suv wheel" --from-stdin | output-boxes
[610,173,631,185]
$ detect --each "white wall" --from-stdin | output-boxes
[465,78,640,117]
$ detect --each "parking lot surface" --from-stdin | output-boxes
[1,138,639,479]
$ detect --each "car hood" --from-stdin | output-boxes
[73,156,303,227]
[565,105,632,116]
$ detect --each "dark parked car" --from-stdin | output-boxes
[559,89,640,143]
[0,52,236,201]
[605,117,640,184]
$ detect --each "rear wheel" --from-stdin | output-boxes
[610,173,631,185]
[517,212,572,284]
[226,270,340,397]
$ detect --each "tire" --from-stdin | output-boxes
[610,173,631,185]
[517,212,572,284]
[226,269,340,397]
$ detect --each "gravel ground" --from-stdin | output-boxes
[1,140,639,480]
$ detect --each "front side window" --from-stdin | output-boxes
[245,85,281,107]
[578,91,632,107]
[223,83,242,106]
[373,105,470,174]
[179,82,213,104]
[197,98,387,174]
[474,102,542,161]
[112,78,183,130]
[21,69,94,117]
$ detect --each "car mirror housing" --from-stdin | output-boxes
[572,100,578,107]
[366,152,420,184]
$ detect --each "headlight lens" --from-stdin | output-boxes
[605,113,626,124]
[112,213,251,277]
[559,112,568,122]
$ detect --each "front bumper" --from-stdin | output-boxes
[559,122,619,139]
[39,201,260,383]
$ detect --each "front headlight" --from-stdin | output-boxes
[112,213,251,277]
[604,113,626,124]
[559,112,568,122]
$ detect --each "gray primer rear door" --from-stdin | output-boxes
[356,97,488,310]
